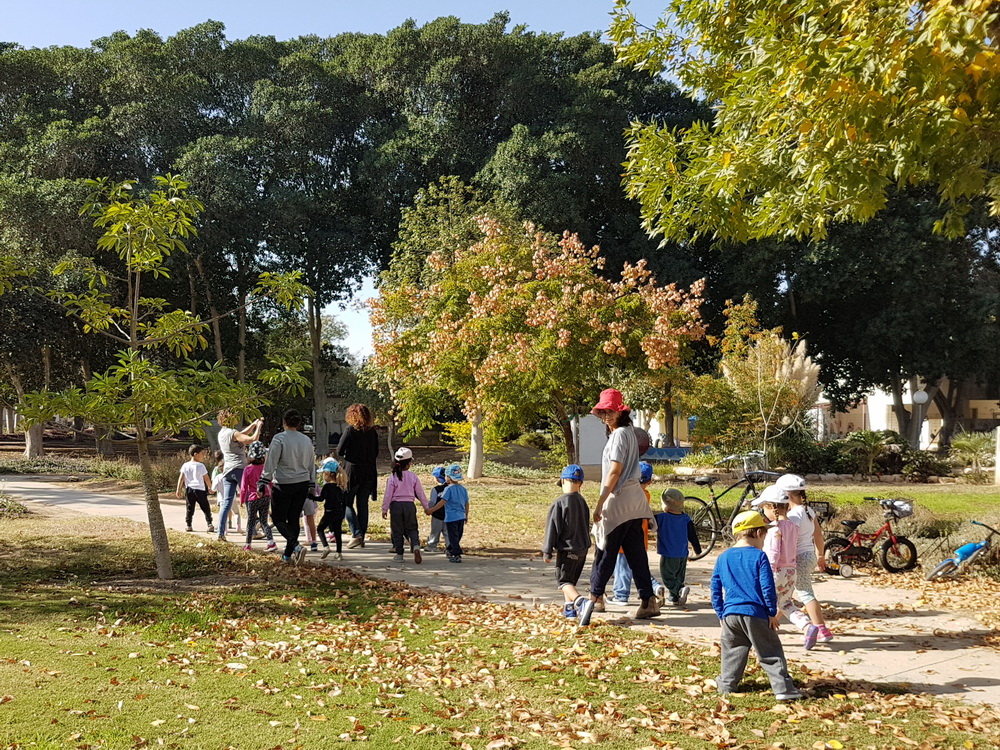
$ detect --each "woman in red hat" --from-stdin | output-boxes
[577,388,661,625]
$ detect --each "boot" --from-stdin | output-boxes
[634,597,661,619]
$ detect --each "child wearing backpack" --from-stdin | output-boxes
[711,511,803,701]
[240,441,276,551]
[427,464,469,563]
[654,487,702,606]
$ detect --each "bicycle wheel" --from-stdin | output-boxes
[880,536,918,572]
[823,536,851,572]
[925,559,959,581]
[683,496,718,560]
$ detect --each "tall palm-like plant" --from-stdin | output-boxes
[840,430,898,476]
[950,430,996,482]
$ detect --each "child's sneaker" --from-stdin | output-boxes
[562,603,577,619]
[293,545,307,565]
[803,624,819,651]
[206,524,216,534]
[310,543,318,552]
[392,553,404,563]
[185,525,193,532]
[776,691,805,702]
[265,542,277,552]
[413,548,422,564]
[816,625,834,643]
[282,554,292,563]
[574,595,588,613]
[654,584,667,606]
[334,552,343,561]
[321,547,331,559]
[242,544,251,551]
[677,585,691,606]
[577,598,596,626]
[609,596,629,605]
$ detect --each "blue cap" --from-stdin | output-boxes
[432,466,446,483]
[445,463,464,482]
[639,461,654,484]
[560,464,585,482]
[320,459,339,474]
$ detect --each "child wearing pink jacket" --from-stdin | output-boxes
[752,486,808,632]
[381,447,430,564]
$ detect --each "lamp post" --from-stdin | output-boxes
[912,389,929,449]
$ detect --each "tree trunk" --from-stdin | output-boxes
[933,379,964,450]
[237,293,247,383]
[551,395,576,464]
[187,261,198,315]
[71,416,84,443]
[194,255,224,363]
[24,422,44,458]
[96,429,115,458]
[889,378,913,447]
[385,416,395,456]
[307,297,328,455]
[662,386,676,446]
[136,423,173,579]
[467,411,484,479]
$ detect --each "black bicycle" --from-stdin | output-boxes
[669,451,779,560]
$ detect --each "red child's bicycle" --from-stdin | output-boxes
[824,497,918,578]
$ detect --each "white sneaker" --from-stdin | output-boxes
[677,585,690,606]
[654,584,667,606]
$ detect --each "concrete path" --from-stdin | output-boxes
[3,474,999,706]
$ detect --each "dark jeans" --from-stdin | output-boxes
[270,481,309,558]
[344,476,376,539]
[185,488,213,527]
[589,518,654,602]
[445,519,466,558]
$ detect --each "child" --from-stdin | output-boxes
[427,463,468,563]
[611,461,665,605]
[176,445,215,533]
[752,485,806,631]
[542,464,592,619]
[302,493,320,552]
[711,511,803,701]
[423,466,448,553]
[776,473,832,649]
[655,487,702,606]
[317,458,348,560]
[381,447,430,563]
[240,441,276,551]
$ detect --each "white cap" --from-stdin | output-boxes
[394,447,413,461]
[752,485,790,507]
[775,473,807,492]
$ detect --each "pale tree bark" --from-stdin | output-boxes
[194,255,224,363]
[467,410,484,479]
[135,419,173,579]
[307,297,329,455]
[890,376,939,449]
[6,364,44,459]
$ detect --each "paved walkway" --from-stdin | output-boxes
[4,474,1000,706]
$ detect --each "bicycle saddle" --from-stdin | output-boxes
[694,476,717,486]
[840,519,865,530]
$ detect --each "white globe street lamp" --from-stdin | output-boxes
[912,389,929,449]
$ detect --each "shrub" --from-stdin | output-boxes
[678,448,719,468]
[441,421,509,457]
[515,431,552,451]
[902,450,953,482]
[950,430,996,483]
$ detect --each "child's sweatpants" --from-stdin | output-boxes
[426,516,449,549]
[445,519,466,558]
[317,506,345,553]
[245,498,274,546]
[718,614,798,696]
[774,566,808,629]
[659,556,688,601]
[389,501,420,553]
[185,488,213,527]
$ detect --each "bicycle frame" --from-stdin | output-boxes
[841,518,899,549]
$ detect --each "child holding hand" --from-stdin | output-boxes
[317,458,349,560]
[382,447,430,564]
[655,488,702,606]
[240,441,276,551]
[542,464,592,619]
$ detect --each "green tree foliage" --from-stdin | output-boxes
[21,176,310,579]
[610,0,1000,241]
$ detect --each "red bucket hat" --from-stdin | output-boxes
[591,388,628,414]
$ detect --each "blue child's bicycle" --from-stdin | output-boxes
[925,521,1000,580]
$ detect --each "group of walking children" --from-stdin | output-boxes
[542,461,831,703]
[381,448,470,564]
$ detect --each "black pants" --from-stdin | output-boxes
[245,497,274,546]
[185,488,213,527]
[389,501,420,553]
[445,519,466,558]
[270,481,309,558]
[344,475,377,539]
[590,518,654,602]
[317,505,345,553]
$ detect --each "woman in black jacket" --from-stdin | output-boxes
[338,403,379,548]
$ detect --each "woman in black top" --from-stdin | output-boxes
[338,403,379,548]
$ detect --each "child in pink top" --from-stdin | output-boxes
[752,486,808,631]
[381,447,430,564]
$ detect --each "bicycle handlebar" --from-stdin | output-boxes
[714,450,766,465]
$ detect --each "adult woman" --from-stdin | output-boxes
[578,388,661,626]
[260,409,316,564]
[337,403,380,548]
[215,410,263,541]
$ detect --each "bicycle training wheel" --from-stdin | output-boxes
[925,559,959,581]
[880,536,918,572]
[823,537,851,573]
[683,496,718,560]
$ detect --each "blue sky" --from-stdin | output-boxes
[7,1,667,358]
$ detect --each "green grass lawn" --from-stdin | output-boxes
[0,504,998,749]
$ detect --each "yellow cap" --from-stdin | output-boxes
[732,510,769,534]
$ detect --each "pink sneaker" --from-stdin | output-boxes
[242,544,251,551]
[265,542,277,551]
[803,624,819,651]
[816,625,834,643]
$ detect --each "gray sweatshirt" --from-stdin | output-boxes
[261,429,315,484]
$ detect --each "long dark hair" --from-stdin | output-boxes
[604,409,633,435]
[392,457,412,480]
